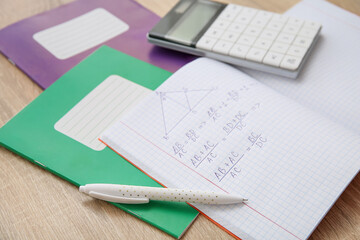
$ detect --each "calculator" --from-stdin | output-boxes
[147,0,322,78]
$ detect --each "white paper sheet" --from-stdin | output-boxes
[246,0,360,134]
[101,58,360,240]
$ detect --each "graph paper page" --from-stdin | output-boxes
[245,0,360,134]
[101,58,360,240]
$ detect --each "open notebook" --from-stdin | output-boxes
[101,57,360,240]
[100,1,360,239]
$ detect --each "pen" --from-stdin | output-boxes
[79,184,247,205]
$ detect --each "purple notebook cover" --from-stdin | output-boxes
[0,0,195,89]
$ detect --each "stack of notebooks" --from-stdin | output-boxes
[0,0,359,239]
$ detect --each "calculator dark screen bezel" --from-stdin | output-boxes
[148,0,225,47]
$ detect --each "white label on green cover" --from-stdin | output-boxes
[33,8,129,59]
[55,75,151,151]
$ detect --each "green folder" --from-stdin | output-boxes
[0,46,198,238]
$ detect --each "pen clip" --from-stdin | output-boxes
[88,191,149,204]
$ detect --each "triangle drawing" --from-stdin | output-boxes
[157,88,215,136]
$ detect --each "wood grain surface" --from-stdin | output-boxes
[0,0,359,239]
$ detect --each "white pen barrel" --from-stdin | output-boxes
[152,188,244,204]
[117,185,244,204]
[81,184,245,204]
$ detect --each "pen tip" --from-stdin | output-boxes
[243,198,248,202]
[79,186,85,193]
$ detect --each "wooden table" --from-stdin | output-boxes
[1,0,359,239]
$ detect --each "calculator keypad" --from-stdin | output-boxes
[196,4,321,71]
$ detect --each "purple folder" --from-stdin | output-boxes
[0,0,194,89]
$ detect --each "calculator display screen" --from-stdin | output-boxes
[165,1,222,46]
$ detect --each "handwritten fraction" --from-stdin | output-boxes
[166,82,266,183]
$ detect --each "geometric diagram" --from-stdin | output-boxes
[156,87,215,137]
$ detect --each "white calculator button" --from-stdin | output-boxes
[225,4,243,14]
[212,40,234,55]
[255,10,274,20]
[282,23,301,35]
[303,21,321,31]
[243,26,262,37]
[263,51,284,67]
[292,36,312,48]
[260,29,280,41]
[229,44,250,59]
[218,10,238,21]
[245,47,267,62]
[228,23,247,33]
[271,14,289,24]
[253,10,273,27]
[280,55,302,70]
[250,17,268,28]
[204,27,225,39]
[266,20,285,31]
[241,7,258,18]
[221,31,241,42]
[298,27,318,39]
[276,32,296,44]
[270,42,290,54]
[287,45,307,58]
[236,35,257,46]
[196,36,218,51]
[234,15,254,25]
[287,17,304,27]
[211,19,232,30]
[253,38,273,50]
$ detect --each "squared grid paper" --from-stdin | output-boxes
[246,0,360,134]
[101,58,360,240]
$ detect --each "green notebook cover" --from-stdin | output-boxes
[0,45,198,238]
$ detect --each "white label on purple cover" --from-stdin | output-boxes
[33,8,129,60]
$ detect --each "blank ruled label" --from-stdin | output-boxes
[55,75,151,151]
[33,8,129,59]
